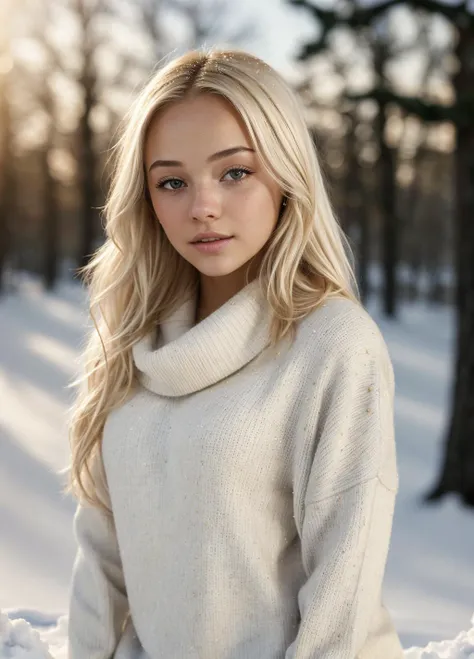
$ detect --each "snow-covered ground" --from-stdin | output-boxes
[1,275,474,658]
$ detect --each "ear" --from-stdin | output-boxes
[278,195,288,218]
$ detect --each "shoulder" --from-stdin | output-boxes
[297,296,383,355]
[294,296,393,386]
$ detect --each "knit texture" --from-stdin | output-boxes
[68,280,404,659]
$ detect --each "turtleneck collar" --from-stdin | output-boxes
[132,279,271,397]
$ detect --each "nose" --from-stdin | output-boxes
[190,184,221,222]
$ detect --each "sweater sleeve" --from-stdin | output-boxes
[67,459,129,659]
[285,335,399,659]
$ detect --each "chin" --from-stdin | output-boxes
[193,262,242,278]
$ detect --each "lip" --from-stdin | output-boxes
[191,232,233,243]
[191,236,234,253]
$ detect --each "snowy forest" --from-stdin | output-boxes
[1,0,474,657]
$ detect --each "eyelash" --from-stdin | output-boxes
[155,166,254,191]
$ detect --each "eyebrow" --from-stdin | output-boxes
[148,146,255,173]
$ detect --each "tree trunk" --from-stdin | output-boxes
[343,110,370,303]
[39,75,60,291]
[77,103,97,270]
[76,0,98,271]
[373,40,398,317]
[41,146,60,290]
[425,22,474,507]
[0,62,14,295]
[405,137,428,302]
[358,208,370,303]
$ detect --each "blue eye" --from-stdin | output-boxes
[223,167,252,181]
[156,178,185,190]
[155,167,253,191]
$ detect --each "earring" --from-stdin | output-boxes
[278,196,287,220]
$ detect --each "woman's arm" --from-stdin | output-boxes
[286,334,400,659]
[68,460,129,659]
[286,477,397,659]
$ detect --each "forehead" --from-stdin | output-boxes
[144,94,253,163]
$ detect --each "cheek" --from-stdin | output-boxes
[234,186,279,231]
[152,197,183,233]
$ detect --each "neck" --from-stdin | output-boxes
[195,258,261,324]
[196,276,245,323]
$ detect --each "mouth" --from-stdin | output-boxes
[190,236,234,252]
[191,236,234,244]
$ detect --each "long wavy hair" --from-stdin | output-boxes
[68,47,360,511]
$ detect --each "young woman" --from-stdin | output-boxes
[67,48,404,659]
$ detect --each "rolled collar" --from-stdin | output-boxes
[132,279,271,397]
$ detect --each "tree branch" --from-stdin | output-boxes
[289,0,474,58]
[347,87,474,126]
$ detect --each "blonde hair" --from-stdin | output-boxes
[68,47,360,511]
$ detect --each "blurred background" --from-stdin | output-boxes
[1,0,474,653]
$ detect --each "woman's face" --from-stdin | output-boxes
[144,94,282,282]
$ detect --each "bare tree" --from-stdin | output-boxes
[372,33,397,316]
[19,0,103,279]
[22,5,64,289]
[426,4,474,506]
[38,71,61,289]
[71,0,102,270]
[167,0,257,49]
[0,4,15,294]
[290,0,474,507]
[120,0,258,67]
[289,0,419,317]
[342,108,370,301]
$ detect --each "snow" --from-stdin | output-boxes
[1,273,474,658]
[0,610,68,658]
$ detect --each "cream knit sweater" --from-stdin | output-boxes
[68,279,404,659]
